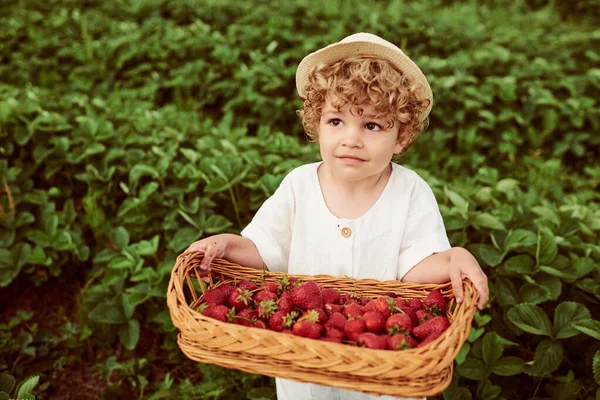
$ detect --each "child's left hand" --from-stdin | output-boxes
[448,247,489,310]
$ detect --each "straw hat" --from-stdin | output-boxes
[295,32,433,121]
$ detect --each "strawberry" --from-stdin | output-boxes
[385,313,413,334]
[257,300,278,320]
[304,308,326,325]
[342,303,364,319]
[423,289,447,314]
[281,275,300,291]
[236,280,258,292]
[292,310,322,339]
[357,332,387,350]
[260,281,280,294]
[324,311,347,331]
[324,303,342,316]
[254,289,278,304]
[321,288,341,305]
[362,311,386,333]
[202,305,234,322]
[413,316,450,340]
[268,310,299,332]
[417,330,446,347]
[416,309,435,322]
[278,291,294,314]
[324,327,344,340]
[398,307,418,326]
[340,293,362,305]
[234,308,256,326]
[250,320,266,329]
[228,288,253,311]
[408,298,423,310]
[393,297,408,310]
[291,281,323,310]
[387,334,418,350]
[344,317,365,343]
[202,288,228,306]
[363,296,393,319]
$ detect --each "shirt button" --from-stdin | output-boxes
[341,227,352,238]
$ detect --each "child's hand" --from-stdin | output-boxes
[448,247,489,310]
[184,234,229,275]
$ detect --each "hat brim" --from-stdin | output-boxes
[295,40,433,120]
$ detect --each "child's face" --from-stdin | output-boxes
[318,99,402,181]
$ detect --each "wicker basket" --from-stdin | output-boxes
[167,252,479,398]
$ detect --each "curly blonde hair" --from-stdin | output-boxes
[297,55,430,154]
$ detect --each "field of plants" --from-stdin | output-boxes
[1,0,599,398]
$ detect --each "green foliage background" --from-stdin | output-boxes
[1,0,599,398]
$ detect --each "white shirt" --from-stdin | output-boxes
[241,161,450,400]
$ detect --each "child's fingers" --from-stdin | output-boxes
[449,266,464,304]
[473,274,489,310]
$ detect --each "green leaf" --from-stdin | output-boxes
[524,338,563,376]
[137,235,160,256]
[457,358,488,380]
[503,229,537,252]
[139,181,159,201]
[246,387,274,400]
[108,256,135,270]
[478,379,502,400]
[112,227,130,250]
[15,375,39,397]
[503,254,536,274]
[0,374,15,394]
[204,215,233,234]
[168,227,201,252]
[482,332,505,366]
[594,350,600,385]
[89,303,127,324]
[507,304,552,336]
[444,187,469,215]
[553,302,591,339]
[491,357,524,376]
[0,393,11,400]
[129,164,160,190]
[472,213,506,230]
[119,319,140,351]
[572,319,600,340]
[495,277,519,307]
[478,245,505,267]
[519,283,549,305]
[536,226,557,265]
[456,342,470,365]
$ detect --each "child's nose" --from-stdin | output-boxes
[341,125,363,148]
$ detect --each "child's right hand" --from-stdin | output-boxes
[184,234,230,276]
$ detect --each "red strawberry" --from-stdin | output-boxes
[228,288,253,311]
[236,280,258,292]
[321,288,341,305]
[202,288,228,306]
[292,310,322,339]
[408,298,423,310]
[340,293,362,305]
[278,291,294,314]
[363,296,393,319]
[234,308,256,326]
[362,311,386,333]
[202,305,234,322]
[324,311,347,331]
[303,308,326,325]
[416,309,435,322]
[257,300,278,320]
[281,275,300,291]
[260,281,280,294]
[423,290,447,314]
[291,281,323,310]
[342,303,364,319]
[417,330,445,347]
[398,307,419,326]
[268,310,299,332]
[387,334,418,350]
[386,313,413,334]
[357,332,387,350]
[393,297,408,309]
[344,318,365,342]
[250,320,266,329]
[324,327,344,340]
[254,290,278,304]
[324,303,342,316]
[413,316,450,340]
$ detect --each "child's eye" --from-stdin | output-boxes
[328,118,343,127]
[366,122,382,131]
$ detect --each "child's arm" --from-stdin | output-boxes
[184,234,264,275]
[401,247,489,310]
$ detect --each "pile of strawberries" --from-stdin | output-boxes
[198,276,450,350]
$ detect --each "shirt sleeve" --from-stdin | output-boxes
[397,176,451,280]
[240,173,295,273]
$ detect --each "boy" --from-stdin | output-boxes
[186,33,489,400]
